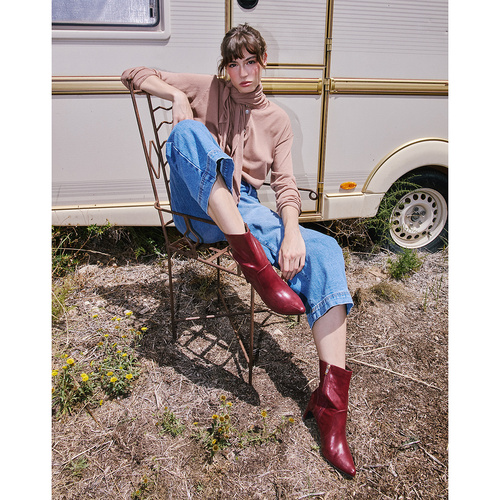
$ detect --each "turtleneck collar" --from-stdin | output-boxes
[228,81,269,110]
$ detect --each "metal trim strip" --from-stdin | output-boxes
[52,76,448,96]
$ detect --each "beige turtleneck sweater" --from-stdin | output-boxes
[121,67,301,216]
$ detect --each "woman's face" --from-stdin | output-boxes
[226,48,267,94]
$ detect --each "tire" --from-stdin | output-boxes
[379,170,448,253]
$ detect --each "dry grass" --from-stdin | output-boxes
[52,247,448,499]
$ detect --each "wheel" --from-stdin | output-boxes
[379,170,448,253]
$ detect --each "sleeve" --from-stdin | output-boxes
[121,66,162,91]
[121,67,215,98]
[270,117,302,216]
[120,67,219,123]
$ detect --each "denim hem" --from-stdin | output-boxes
[306,291,354,328]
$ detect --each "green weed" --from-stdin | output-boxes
[387,248,423,280]
[422,275,445,311]
[52,311,148,418]
[64,457,89,478]
[131,476,151,500]
[51,357,96,417]
[192,395,236,460]
[156,407,185,437]
[192,395,295,462]
[52,276,76,322]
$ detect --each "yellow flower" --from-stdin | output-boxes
[122,353,128,357]
[212,414,219,420]
[212,445,219,452]
[288,417,295,423]
[107,371,114,377]
[261,410,268,418]
[141,327,148,332]
[220,395,226,401]
[227,402,232,407]
[104,334,109,338]
[52,370,58,377]
[125,310,133,317]
[125,374,133,380]
[116,350,122,354]
[80,373,89,382]
[99,399,103,406]
[92,313,98,319]
[66,358,75,366]
[110,377,118,383]
[62,365,68,370]
[212,439,217,445]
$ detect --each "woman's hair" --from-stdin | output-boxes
[218,23,267,77]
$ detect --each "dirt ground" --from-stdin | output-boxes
[52,244,448,499]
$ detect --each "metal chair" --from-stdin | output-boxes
[128,89,317,385]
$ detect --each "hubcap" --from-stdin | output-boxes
[389,188,447,249]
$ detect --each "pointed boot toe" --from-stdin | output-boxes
[305,361,356,478]
[225,227,305,315]
[319,408,356,478]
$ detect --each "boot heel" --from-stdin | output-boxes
[303,408,313,420]
[303,392,316,420]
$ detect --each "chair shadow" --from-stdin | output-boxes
[94,267,312,409]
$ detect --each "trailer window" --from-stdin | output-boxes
[52,0,160,27]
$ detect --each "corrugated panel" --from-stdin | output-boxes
[332,0,448,55]
[233,0,327,64]
[168,0,225,48]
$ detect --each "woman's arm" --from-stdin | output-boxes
[140,75,194,125]
[121,67,193,125]
[279,205,306,281]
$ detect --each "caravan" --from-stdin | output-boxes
[52,0,448,251]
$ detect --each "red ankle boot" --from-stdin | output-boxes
[225,227,305,316]
[303,360,356,478]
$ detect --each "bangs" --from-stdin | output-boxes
[225,34,260,63]
[218,24,267,76]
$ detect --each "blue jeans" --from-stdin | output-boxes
[165,120,353,327]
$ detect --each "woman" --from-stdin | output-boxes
[122,23,356,478]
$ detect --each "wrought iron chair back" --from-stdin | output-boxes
[129,89,262,384]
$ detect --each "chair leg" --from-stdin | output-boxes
[249,286,255,386]
[167,251,177,340]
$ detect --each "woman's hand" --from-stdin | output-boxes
[279,206,306,282]
[140,75,193,125]
[171,91,194,125]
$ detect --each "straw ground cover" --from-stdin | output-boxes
[52,231,448,499]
